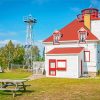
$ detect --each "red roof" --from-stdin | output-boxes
[47,47,84,54]
[43,19,98,42]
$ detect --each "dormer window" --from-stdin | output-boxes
[53,30,62,45]
[79,32,86,42]
[78,27,87,43]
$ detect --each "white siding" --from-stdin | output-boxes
[78,51,84,76]
[91,20,100,71]
[45,42,97,74]
[45,55,80,78]
[97,44,100,70]
[91,20,100,40]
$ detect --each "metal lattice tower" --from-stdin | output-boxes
[23,14,37,69]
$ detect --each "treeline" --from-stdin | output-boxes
[0,40,44,69]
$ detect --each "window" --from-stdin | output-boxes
[84,51,90,62]
[89,10,92,13]
[78,27,87,43]
[57,60,66,70]
[49,71,56,76]
[79,32,86,43]
[53,34,60,44]
[49,62,55,68]
[53,30,62,45]
[49,59,56,76]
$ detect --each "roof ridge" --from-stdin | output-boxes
[43,19,98,42]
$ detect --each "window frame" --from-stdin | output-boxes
[53,34,60,45]
[56,60,67,70]
[79,31,87,44]
[49,59,56,76]
[84,51,90,62]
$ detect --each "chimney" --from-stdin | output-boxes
[84,14,91,29]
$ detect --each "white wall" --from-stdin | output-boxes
[78,43,97,73]
[97,44,100,70]
[44,42,97,73]
[90,20,100,71]
[91,20,100,40]
[45,54,80,78]
[78,51,84,76]
[45,42,81,53]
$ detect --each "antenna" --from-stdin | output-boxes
[23,14,37,69]
[89,4,93,8]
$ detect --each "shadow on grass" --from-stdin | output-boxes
[0,90,34,97]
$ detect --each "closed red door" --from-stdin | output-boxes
[49,59,56,76]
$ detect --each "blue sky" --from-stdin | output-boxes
[0,0,100,52]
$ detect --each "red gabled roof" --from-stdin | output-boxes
[43,19,98,42]
[46,47,84,54]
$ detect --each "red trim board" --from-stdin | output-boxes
[49,59,56,76]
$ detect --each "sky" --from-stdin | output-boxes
[0,0,100,53]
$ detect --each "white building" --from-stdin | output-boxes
[43,8,100,78]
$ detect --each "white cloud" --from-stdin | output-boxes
[0,31,17,37]
[0,39,21,47]
[0,39,44,56]
[8,32,17,36]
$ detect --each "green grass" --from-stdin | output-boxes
[1,77,100,100]
[0,69,32,79]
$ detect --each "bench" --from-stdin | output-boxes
[0,87,19,97]
[0,79,30,97]
[0,84,31,97]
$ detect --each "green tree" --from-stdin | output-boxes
[5,40,15,69]
[32,46,40,61]
[13,44,25,64]
[0,40,42,69]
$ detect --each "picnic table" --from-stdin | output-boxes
[0,79,29,97]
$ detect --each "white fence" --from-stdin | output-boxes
[32,62,45,74]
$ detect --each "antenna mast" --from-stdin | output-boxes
[23,14,37,69]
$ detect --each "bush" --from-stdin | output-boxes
[98,70,100,75]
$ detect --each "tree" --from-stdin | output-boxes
[13,44,25,64]
[32,46,40,61]
[0,40,42,69]
[42,47,45,61]
[5,40,15,69]
[0,40,25,69]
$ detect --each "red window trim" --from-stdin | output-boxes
[49,70,56,76]
[49,59,56,76]
[84,51,90,62]
[56,60,67,70]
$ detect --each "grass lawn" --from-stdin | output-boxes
[0,77,100,100]
[0,69,32,79]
